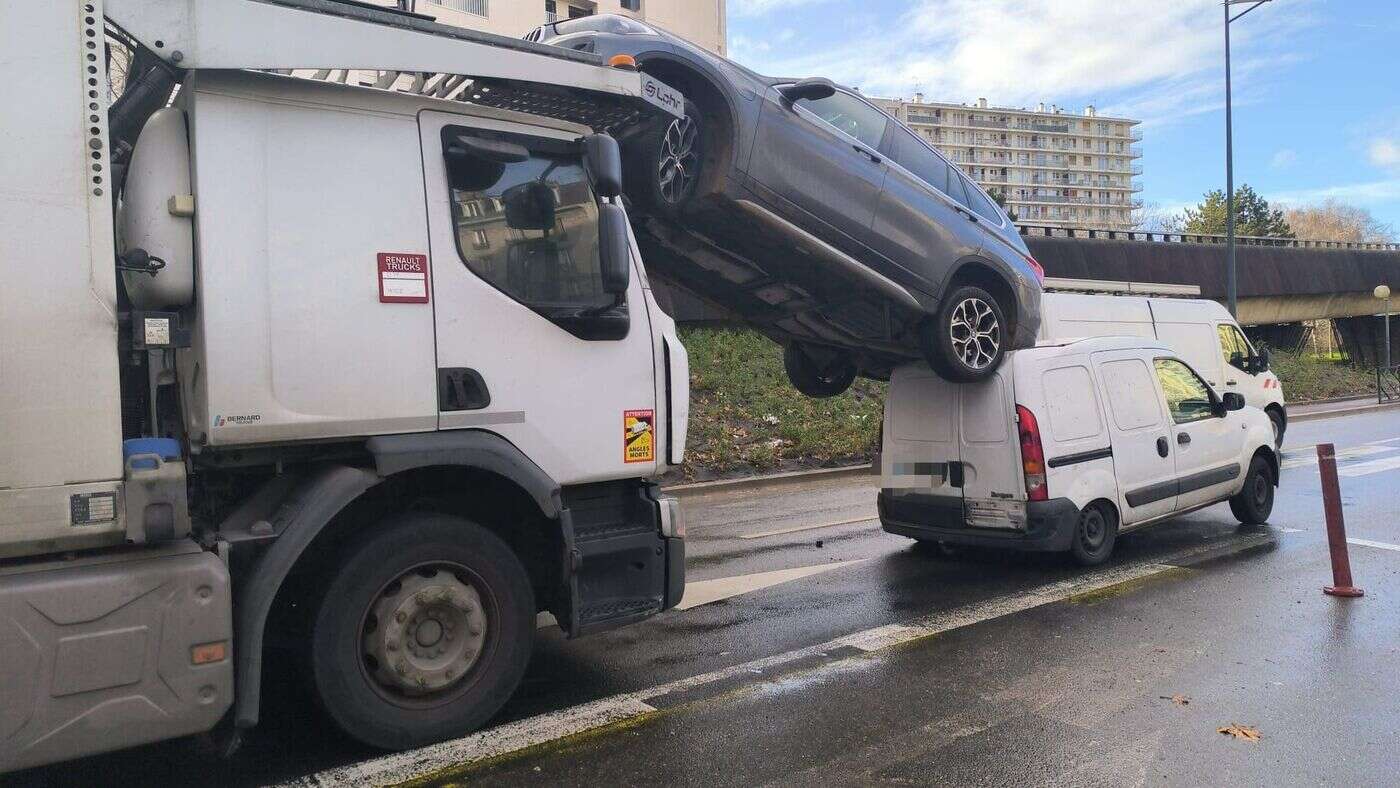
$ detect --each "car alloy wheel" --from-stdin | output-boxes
[657,115,700,205]
[948,296,1002,371]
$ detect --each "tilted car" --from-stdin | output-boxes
[527,15,1044,391]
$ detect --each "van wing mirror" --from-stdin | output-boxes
[778,77,837,104]
[599,202,631,296]
[1255,346,1271,373]
[1222,392,1246,412]
[583,134,623,198]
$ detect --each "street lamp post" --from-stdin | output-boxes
[1377,285,1393,370]
[1224,0,1272,318]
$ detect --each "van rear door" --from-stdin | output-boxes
[958,368,1024,530]
[883,365,962,508]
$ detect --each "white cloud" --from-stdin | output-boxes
[1270,179,1400,207]
[730,0,835,17]
[1372,137,1400,172]
[728,0,1314,126]
[1270,148,1297,169]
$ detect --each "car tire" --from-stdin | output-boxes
[783,343,858,398]
[625,98,704,218]
[921,285,1008,383]
[1229,455,1275,525]
[1266,407,1285,449]
[1069,502,1118,567]
[310,513,535,751]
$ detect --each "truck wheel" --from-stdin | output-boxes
[310,513,535,751]
[1229,455,1274,525]
[783,343,857,398]
[1069,502,1117,566]
[921,285,1007,383]
[626,99,704,218]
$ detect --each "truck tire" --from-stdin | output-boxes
[921,285,1007,383]
[1069,502,1118,566]
[783,343,857,398]
[310,512,535,751]
[1230,455,1275,525]
[625,99,704,218]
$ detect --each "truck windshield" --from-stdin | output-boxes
[448,139,608,314]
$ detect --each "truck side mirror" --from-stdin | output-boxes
[778,77,837,104]
[599,202,630,296]
[583,134,623,198]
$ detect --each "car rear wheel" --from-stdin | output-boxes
[1230,455,1275,525]
[310,513,535,751]
[921,285,1008,383]
[1069,502,1118,566]
[783,343,857,398]
[626,99,704,218]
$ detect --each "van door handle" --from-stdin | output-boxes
[1226,379,1238,386]
[1156,437,1169,458]
[1177,432,1191,446]
[853,145,882,163]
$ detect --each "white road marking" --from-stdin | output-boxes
[283,534,1276,788]
[738,515,877,540]
[1348,538,1400,552]
[1337,455,1400,478]
[1281,443,1394,470]
[675,560,869,610]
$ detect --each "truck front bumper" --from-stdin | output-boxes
[878,491,1080,553]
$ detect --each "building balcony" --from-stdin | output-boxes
[969,118,1010,129]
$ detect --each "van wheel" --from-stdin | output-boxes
[1069,503,1118,566]
[1230,455,1275,525]
[310,513,535,751]
[783,344,857,398]
[1266,407,1285,449]
[921,285,1007,383]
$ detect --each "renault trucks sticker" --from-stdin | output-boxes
[378,252,430,304]
[624,409,655,463]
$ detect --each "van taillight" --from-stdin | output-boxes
[1024,253,1045,283]
[1016,404,1048,501]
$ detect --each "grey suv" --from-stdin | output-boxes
[527,15,1043,391]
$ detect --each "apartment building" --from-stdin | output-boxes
[376,1,726,55]
[873,96,1143,230]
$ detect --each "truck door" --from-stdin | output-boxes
[418,111,657,484]
[1091,350,1178,524]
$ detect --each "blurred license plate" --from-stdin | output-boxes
[965,499,1026,530]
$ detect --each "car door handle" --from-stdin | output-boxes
[1177,432,1191,446]
[1156,437,1169,458]
[853,145,881,163]
[954,205,980,223]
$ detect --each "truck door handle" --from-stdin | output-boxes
[853,145,881,163]
[1157,437,1169,457]
[438,368,491,411]
[1177,432,1191,446]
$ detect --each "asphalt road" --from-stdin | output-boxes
[9,406,1400,787]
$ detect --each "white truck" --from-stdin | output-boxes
[1,0,690,772]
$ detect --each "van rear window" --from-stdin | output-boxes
[1041,366,1103,441]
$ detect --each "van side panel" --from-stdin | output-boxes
[1154,320,1223,387]
[1037,293,1154,342]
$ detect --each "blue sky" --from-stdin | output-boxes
[725,0,1400,234]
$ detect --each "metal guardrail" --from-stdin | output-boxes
[1379,365,1400,404]
[1016,224,1400,251]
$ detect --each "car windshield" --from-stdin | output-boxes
[551,16,653,37]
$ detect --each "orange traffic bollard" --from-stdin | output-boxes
[1317,443,1363,598]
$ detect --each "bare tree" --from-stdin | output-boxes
[1283,199,1394,243]
[1132,201,1184,233]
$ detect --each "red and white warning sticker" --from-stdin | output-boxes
[378,252,430,304]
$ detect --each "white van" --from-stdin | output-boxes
[1038,292,1287,446]
[878,336,1279,565]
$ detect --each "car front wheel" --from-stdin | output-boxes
[626,99,704,218]
[921,285,1008,382]
[1230,455,1275,525]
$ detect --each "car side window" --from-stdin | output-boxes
[794,91,888,150]
[1154,358,1216,424]
[1217,323,1253,369]
[889,128,950,194]
[944,168,970,207]
[962,177,1005,224]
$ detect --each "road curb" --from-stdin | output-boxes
[1288,398,1400,424]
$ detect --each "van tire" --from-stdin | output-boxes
[310,513,535,751]
[1069,502,1117,566]
[1230,455,1275,525]
[922,286,1007,383]
[1266,407,1285,449]
[783,343,857,398]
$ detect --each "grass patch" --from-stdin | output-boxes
[1268,350,1376,402]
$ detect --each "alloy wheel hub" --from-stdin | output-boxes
[657,116,699,204]
[363,567,486,696]
[949,297,1001,370]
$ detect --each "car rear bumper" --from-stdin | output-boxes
[878,490,1079,552]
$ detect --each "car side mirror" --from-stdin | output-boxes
[1222,392,1246,412]
[583,134,623,198]
[598,202,631,296]
[778,77,836,104]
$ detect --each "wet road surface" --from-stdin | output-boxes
[9,407,1400,786]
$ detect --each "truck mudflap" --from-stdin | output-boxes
[0,542,232,773]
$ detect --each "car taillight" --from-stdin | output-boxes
[1016,404,1048,501]
[1023,253,1045,283]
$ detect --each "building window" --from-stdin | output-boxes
[621,0,641,9]
[568,4,592,18]
[545,0,556,22]
[434,0,488,17]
